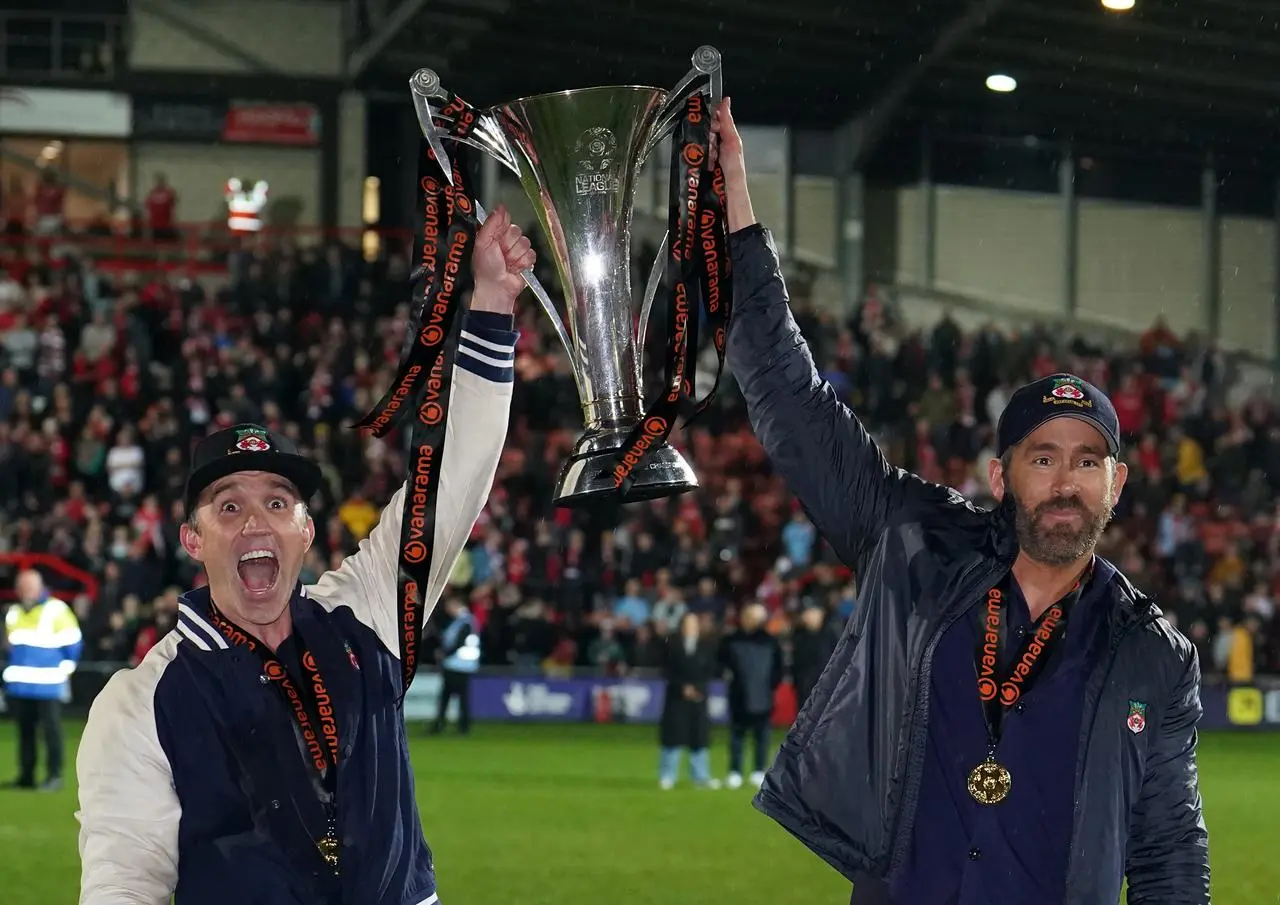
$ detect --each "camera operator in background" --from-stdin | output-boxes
[432,595,481,736]
[717,602,783,790]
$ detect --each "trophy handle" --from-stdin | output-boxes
[641,45,723,165]
[408,69,579,382]
[634,231,668,382]
[410,70,521,177]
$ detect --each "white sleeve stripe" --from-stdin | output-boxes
[177,604,229,649]
[176,623,212,651]
[459,329,515,355]
[459,345,515,369]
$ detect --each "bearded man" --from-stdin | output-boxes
[712,98,1210,905]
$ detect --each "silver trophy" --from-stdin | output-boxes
[410,46,724,508]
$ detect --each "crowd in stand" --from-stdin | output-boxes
[0,216,1276,693]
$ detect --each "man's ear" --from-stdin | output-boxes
[1111,460,1129,508]
[179,522,204,563]
[987,457,1007,502]
[303,515,316,553]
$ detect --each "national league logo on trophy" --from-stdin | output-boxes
[364,46,732,511]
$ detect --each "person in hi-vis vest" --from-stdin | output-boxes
[2,569,83,791]
[432,596,480,735]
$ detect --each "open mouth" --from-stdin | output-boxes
[237,549,280,593]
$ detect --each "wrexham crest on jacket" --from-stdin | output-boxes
[1127,699,1147,734]
[1043,376,1092,409]
[234,428,272,453]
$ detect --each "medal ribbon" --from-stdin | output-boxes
[610,93,735,497]
[353,92,483,694]
[973,566,1091,751]
[690,150,733,418]
[209,608,340,779]
[208,606,341,867]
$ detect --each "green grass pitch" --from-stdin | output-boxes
[1,721,1276,904]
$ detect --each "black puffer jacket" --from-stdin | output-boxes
[725,224,1211,905]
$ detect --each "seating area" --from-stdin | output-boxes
[0,222,1274,684]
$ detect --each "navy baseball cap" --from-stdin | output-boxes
[996,373,1120,458]
[184,423,322,516]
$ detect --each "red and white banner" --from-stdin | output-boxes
[222,102,321,146]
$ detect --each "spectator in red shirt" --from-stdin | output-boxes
[145,174,178,242]
[32,170,65,237]
[1112,371,1148,440]
[1136,432,1162,476]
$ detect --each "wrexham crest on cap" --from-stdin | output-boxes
[234,427,271,453]
[1043,376,1092,408]
[1127,699,1147,734]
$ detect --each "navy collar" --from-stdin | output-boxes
[1098,555,1160,629]
[984,494,1020,564]
[176,581,311,652]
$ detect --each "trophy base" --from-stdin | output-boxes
[552,428,698,509]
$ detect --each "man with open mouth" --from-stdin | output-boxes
[73,205,534,905]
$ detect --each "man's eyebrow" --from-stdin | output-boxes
[1025,441,1108,457]
[207,479,243,500]
[263,477,300,495]
[207,477,299,500]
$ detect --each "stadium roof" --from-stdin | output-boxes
[347,0,1280,167]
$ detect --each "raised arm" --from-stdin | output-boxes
[308,205,531,654]
[714,99,952,567]
[1124,639,1211,905]
[77,661,181,905]
[306,309,516,653]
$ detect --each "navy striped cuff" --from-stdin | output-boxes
[458,311,519,383]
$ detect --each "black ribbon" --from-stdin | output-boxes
[206,607,341,870]
[353,91,484,694]
[973,568,1089,751]
[690,152,733,417]
[611,93,735,497]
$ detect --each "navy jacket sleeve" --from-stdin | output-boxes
[725,224,954,567]
[1124,642,1211,904]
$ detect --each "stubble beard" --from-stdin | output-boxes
[1007,485,1114,567]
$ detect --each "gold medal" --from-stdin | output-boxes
[316,833,341,872]
[967,571,1086,808]
[967,758,1012,805]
